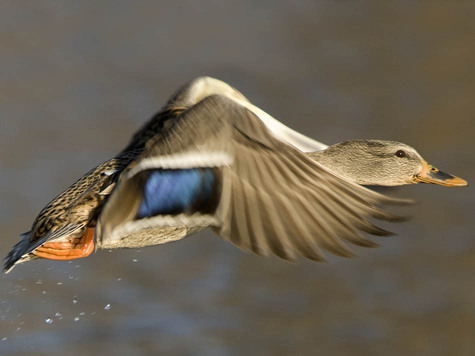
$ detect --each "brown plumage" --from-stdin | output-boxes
[7,76,465,273]
[4,107,186,272]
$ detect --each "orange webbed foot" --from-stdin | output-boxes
[33,227,95,260]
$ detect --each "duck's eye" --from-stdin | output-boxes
[395,150,406,158]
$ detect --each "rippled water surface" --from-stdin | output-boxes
[1,2,474,355]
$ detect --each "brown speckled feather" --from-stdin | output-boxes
[4,107,185,272]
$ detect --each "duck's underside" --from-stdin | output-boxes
[32,227,96,261]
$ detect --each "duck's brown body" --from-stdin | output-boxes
[4,77,467,273]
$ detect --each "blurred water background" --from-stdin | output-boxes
[0,1,474,355]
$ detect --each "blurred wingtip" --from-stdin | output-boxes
[381,196,417,206]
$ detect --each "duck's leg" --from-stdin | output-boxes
[33,227,95,260]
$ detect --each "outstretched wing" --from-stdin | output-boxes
[96,95,406,261]
[162,76,329,152]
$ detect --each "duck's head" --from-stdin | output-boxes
[310,139,468,187]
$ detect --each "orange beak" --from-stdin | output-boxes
[414,160,468,187]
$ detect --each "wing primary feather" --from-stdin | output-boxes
[258,150,378,253]
[257,192,297,261]
[271,190,328,261]
[308,189,382,247]
[257,153,354,256]
[229,175,252,249]
[294,189,356,258]
[238,157,272,256]
[249,153,325,260]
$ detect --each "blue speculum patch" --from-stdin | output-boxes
[137,168,215,218]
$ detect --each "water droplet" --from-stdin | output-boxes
[72,299,78,304]
[104,304,111,311]
[132,258,138,263]
[68,275,74,279]
[79,312,85,316]
[42,291,47,295]
[57,282,63,286]
[35,279,43,285]
[116,277,122,282]
[45,318,53,324]
[73,316,80,322]
[55,312,62,319]
[2,337,7,341]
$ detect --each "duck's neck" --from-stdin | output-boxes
[308,149,393,186]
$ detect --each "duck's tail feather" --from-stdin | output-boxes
[4,232,36,273]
